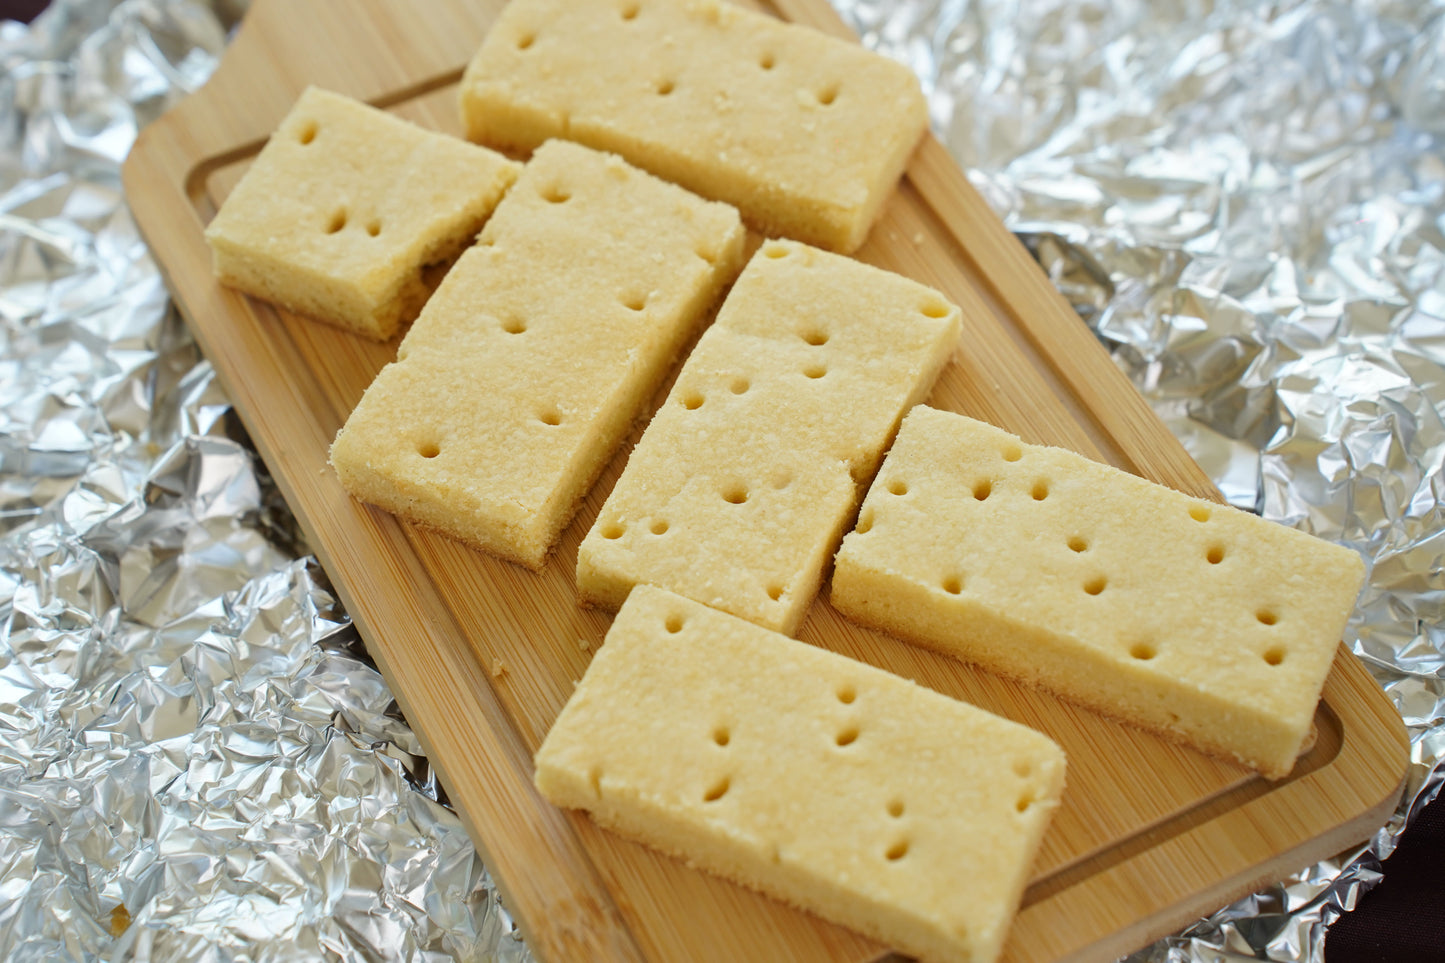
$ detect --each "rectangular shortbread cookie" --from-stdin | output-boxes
[329,140,745,569]
[576,239,960,633]
[536,585,1066,963]
[459,0,928,253]
[831,406,1367,779]
[205,86,520,340]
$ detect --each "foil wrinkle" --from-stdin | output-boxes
[1,2,531,961]
[1,1,1441,962]
[835,0,1445,959]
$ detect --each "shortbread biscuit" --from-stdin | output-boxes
[330,141,745,568]
[831,406,1366,779]
[536,585,1066,963]
[460,0,928,253]
[577,239,960,633]
[205,86,520,340]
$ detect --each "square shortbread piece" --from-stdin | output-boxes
[329,140,745,569]
[536,585,1066,963]
[831,406,1367,779]
[205,86,520,340]
[576,239,961,633]
[459,0,928,253]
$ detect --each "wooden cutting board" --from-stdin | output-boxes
[121,1,1409,960]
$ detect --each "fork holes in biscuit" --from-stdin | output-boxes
[836,684,856,704]
[1206,545,1225,564]
[884,839,908,860]
[538,409,561,426]
[502,317,527,334]
[886,799,904,818]
[921,300,949,319]
[766,582,784,601]
[365,219,381,237]
[1002,444,1022,462]
[1257,608,1278,626]
[1264,647,1285,666]
[835,726,859,747]
[703,776,729,802]
[542,185,570,203]
[1012,759,1032,778]
[656,79,675,96]
[622,293,646,311]
[325,209,347,234]
[763,243,789,259]
[1015,793,1033,813]
[803,364,827,379]
[730,377,750,395]
[816,84,839,106]
[759,51,775,70]
[855,507,874,534]
[972,480,992,501]
[801,328,829,346]
[1190,505,1211,522]
[712,726,730,747]
[650,519,669,535]
[665,614,684,633]
[600,522,625,540]
[887,479,908,496]
[941,574,963,595]
[1068,536,1088,553]
[516,31,535,50]
[771,471,792,489]
[1031,481,1049,501]
[1084,576,1107,596]
[722,485,749,505]
[1130,642,1156,661]
[417,442,440,459]
[681,392,704,410]
[297,121,318,144]
[620,1,639,19]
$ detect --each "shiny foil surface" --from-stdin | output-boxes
[0,3,1439,963]
[0,2,530,960]
[835,0,1445,959]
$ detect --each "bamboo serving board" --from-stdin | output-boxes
[122,1,1409,960]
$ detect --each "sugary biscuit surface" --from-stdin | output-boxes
[460,0,927,253]
[329,141,745,568]
[576,239,960,632]
[831,406,1366,778]
[205,87,520,340]
[535,585,1066,963]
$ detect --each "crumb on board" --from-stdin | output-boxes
[491,658,506,678]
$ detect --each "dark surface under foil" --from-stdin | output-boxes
[0,1,1440,962]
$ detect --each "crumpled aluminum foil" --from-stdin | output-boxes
[1,1,1439,963]
[0,2,529,960]
[837,0,1445,960]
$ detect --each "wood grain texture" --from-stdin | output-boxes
[121,1,1409,961]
